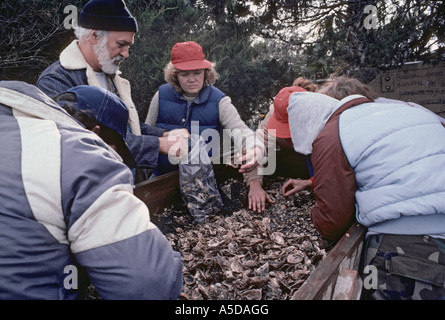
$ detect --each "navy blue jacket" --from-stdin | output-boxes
[154,84,225,175]
[37,60,165,169]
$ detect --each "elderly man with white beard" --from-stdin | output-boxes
[37,0,188,182]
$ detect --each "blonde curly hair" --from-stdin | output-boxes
[292,77,319,92]
[164,62,219,94]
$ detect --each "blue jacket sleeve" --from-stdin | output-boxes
[125,131,161,168]
[37,63,164,169]
[75,229,183,300]
[140,121,165,137]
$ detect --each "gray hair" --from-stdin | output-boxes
[74,26,109,42]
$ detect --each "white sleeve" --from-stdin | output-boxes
[145,91,160,126]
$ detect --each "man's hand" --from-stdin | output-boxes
[159,129,190,162]
[162,128,190,139]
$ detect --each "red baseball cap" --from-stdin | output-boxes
[266,86,307,138]
[171,41,212,70]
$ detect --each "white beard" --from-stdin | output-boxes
[93,36,124,75]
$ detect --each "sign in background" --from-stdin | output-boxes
[369,61,445,117]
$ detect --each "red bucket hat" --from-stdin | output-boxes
[171,41,212,71]
[267,86,307,138]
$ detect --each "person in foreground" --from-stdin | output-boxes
[145,41,265,178]
[37,0,188,180]
[268,88,445,300]
[0,81,182,300]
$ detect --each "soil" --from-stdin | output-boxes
[152,175,333,300]
[87,174,333,300]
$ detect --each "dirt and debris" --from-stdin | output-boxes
[86,174,333,300]
[152,175,333,300]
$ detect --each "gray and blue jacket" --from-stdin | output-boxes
[0,81,183,299]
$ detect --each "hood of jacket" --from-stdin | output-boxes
[0,80,81,127]
[287,91,339,155]
[0,80,124,162]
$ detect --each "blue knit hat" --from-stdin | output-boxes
[79,0,138,32]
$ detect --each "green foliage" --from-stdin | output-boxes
[1,0,444,122]
[122,0,294,124]
[0,0,85,82]
[295,0,445,82]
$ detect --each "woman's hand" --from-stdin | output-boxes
[248,180,275,213]
[238,146,264,173]
[282,179,312,197]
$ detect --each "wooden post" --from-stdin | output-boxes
[291,223,366,300]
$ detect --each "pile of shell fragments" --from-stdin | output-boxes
[153,176,333,300]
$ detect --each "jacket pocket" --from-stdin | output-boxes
[389,254,445,287]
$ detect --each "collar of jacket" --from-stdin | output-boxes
[171,85,214,105]
[196,85,213,104]
[60,40,122,75]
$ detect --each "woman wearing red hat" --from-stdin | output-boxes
[145,41,265,182]
[245,79,319,212]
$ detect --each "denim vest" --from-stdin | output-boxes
[154,84,225,176]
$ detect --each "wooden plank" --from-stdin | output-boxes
[291,223,366,300]
[133,164,242,216]
[332,268,363,300]
[134,170,181,216]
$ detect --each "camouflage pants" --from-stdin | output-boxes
[362,234,445,300]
